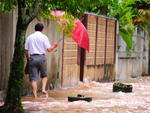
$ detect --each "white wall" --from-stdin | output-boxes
[116,28,149,80]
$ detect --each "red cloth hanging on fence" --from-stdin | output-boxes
[71,20,89,51]
[51,11,89,51]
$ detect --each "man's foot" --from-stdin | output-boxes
[42,91,48,95]
[33,94,38,99]
[32,92,38,99]
[42,91,48,98]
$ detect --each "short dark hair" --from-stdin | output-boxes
[35,23,44,31]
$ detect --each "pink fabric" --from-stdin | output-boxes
[51,11,89,51]
[51,11,66,24]
[71,20,89,51]
[51,11,65,16]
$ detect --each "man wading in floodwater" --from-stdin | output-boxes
[25,23,58,98]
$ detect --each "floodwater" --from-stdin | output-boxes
[3,77,150,113]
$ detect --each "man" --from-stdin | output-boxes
[25,23,58,98]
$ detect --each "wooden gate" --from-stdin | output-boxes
[82,14,117,82]
[61,13,117,86]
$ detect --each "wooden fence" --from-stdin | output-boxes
[61,14,117,87]
[0,12,64,95]
[0,12,117,95]
[0,13,14,90]
[82,14,116,82]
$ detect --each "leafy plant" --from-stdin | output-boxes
[49,11,76,37]
[88,0,150,53]
[108,0,138,54]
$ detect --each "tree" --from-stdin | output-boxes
[108,0,137,53]
[108,0,150,52]
[0,0,108,112]
[132,0,150,38]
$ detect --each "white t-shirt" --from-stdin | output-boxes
[25,31,51,55]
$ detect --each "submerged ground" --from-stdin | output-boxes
[2,77,150,113]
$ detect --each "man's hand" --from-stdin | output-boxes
[47,43,58,52]
[25,50,30,60]
[53,43,58,48]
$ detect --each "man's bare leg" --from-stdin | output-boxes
[31,81,38,98]
[42,77,48,94]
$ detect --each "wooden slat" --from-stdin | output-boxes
[85,15,97,65]
[105,19,116,64]
[63,51,77,57]
[63,37,78,65]
[84,66,95,81]
[96,17,106,65]
[94,66,104,80]
[62,64,79,87]
[64,44,77,50]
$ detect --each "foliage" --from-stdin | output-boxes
[135,16,150,38]
[108,0,150,53]
[89,0,150,53]
[49,12,76,37]
[0,0,16,12]
[88,0,111,14]
[132,0,150,9]
[1,0,109,37]
[132,2,150,39]
[108,0,138,53]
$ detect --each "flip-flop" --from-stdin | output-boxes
[42,91,48,95]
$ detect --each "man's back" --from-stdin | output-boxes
[25,31,51,55]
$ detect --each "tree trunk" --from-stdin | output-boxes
[0,15,28,113]
[0,1,40,112]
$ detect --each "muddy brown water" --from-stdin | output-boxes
[2,77,150,113]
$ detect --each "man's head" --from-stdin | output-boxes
[35,23,44,31]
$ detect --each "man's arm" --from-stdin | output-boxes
[47,43,58,52]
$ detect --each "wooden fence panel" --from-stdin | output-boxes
[85,15,96,65]
[63,38,78,65]
[94,16,106,80]
[94,66,105,81]
[83,14,116,82]
[106,19,116,64]
[0,12,117,93]
[0,13,13,90]
[83,15,97,81]
[62,37,79,87]
[96,17,106,65]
